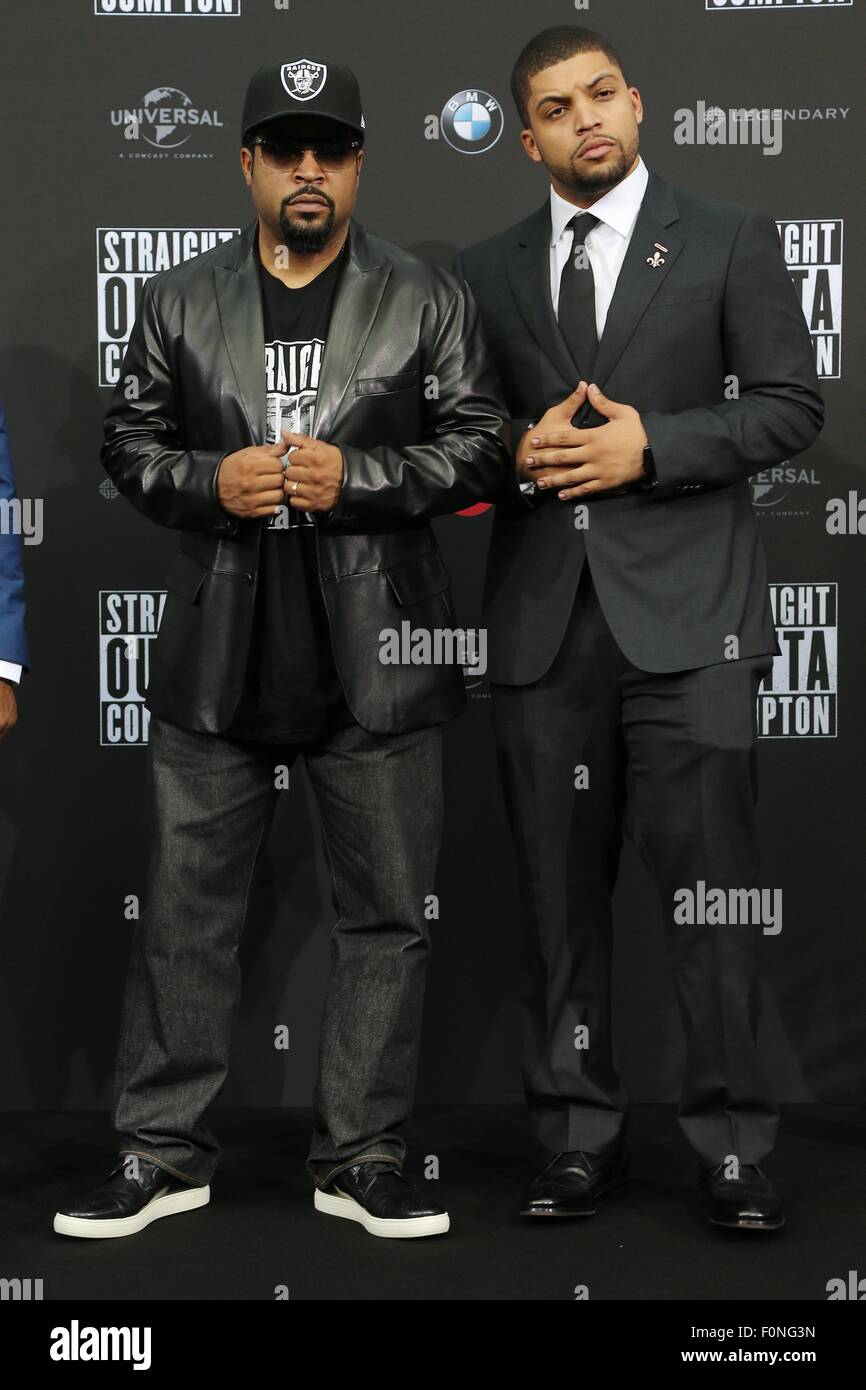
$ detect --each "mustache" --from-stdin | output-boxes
[284,188,334,209]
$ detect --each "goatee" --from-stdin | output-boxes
[279,207,336,254]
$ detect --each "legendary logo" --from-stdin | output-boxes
[280,61,328,102]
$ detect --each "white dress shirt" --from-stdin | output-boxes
[0,661,21,683]
[549,154,649,333]
[518,155,649,495]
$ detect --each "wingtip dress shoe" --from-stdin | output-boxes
[520,1148,630,1217]
[53,1155,210,1239]
[698,1161,785,1231]
[314,1160,450,1238]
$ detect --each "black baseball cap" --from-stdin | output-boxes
[241,59,365,144]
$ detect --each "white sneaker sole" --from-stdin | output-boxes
[314,1185,450,1238]
[53,1183,210,1239]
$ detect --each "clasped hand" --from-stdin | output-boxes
[517,381,648,499]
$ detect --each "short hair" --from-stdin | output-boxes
[511,25,627,130]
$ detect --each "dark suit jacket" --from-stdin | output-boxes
[456,167,825,681]
[101,216,509,734]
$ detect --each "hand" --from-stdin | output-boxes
[0,679,18,741]
[526,382,649,499]
[515,382,589,481]
[280,431,344,513]
[215,440,289,519]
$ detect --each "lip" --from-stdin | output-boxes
[580,139,615,158]
[290,197,329,210]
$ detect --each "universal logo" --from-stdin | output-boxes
[95,0,241,15]
[750,460,821,515]
[112,88,223,156]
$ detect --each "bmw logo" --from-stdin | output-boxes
[441,89,504,155]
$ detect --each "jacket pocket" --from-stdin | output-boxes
[650,282,715,307]
[354,370,419,396]
[384,549,451,605]
[164,550,209,604]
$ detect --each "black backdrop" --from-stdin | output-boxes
[0,0,863,1118]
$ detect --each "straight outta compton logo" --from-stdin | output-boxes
[778,219,843,378]
[97,227,238,386]
[100,591,165,745]
[706,1,851,9]
[95,1,241,15]
[758,584,838,738]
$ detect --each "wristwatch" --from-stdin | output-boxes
[637,443,658,491]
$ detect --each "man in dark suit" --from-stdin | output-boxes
[456,25,824,1230]
[54,58,508,1242]
[0,402,30,740]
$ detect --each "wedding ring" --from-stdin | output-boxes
[292,478,300,495]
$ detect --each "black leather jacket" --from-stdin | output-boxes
[101,216,511,734]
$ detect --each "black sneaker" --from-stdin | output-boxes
[53,1155,209,1239]
[314,1161,449,1238]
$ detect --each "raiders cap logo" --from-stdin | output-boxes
[280,61,328,102]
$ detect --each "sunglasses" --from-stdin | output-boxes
[251,135,362,171]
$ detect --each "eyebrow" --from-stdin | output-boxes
[535,72,619,108]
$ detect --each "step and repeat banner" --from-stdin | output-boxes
[0,0,862,1110]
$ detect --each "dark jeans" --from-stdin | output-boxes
[111,713,443,1190]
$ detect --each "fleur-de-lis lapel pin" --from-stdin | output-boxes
[646,242,668,268]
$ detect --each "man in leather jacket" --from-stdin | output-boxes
[53,58,510,1243]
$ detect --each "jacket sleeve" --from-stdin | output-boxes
[452,249,537,512]
[639,208,825,496]
[0,403,30,676]
[325,273,511,528]
[100,277,240,538]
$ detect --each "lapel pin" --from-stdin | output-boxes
[646,242,668,268]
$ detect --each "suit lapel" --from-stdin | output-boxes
[505,169,684,395]
[212,216,391,445]
[213,220,267,442]
[311,218,391,440]
[590,170,683,388]
[507,204,578,387]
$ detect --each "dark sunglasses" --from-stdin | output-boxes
[251,135,362,171]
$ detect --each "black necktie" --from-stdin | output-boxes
[557,212,601,382]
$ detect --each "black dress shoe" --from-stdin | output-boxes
[520,1148,630,1217]
[314,1161,449,1238]
[53,1155,210,1239]
[698,1161,785,1230]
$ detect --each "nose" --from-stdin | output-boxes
[294,151,328,181]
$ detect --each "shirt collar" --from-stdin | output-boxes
[549,154,649,245]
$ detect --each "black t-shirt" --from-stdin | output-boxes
[226,239,354,743]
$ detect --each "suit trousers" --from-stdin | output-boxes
[111,711,443,1190]
[490,563,780,1167]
